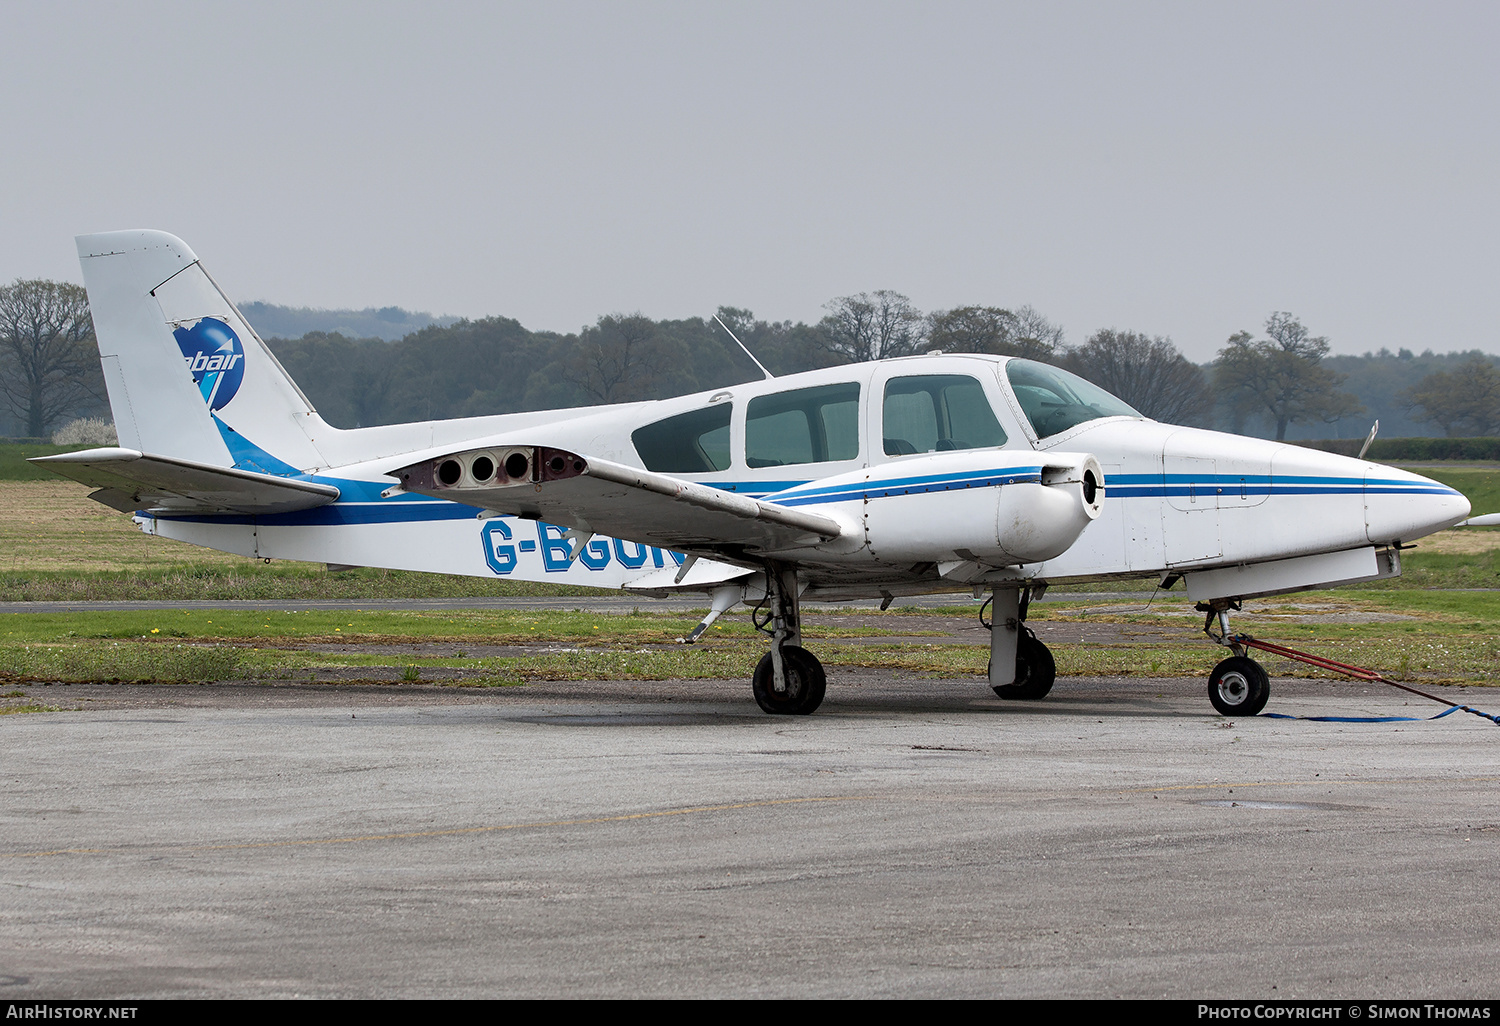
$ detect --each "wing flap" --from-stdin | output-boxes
[390,446,842,556]
[32,447,340,515]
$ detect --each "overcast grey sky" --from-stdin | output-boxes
[3,1,1496,359]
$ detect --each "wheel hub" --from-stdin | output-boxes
[1216,671,1249,702]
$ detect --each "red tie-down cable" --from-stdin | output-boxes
[1226,632,1500,725]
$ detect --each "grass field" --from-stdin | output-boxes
[0,478,606,600]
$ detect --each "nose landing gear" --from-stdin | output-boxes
[1201,600,1270,716]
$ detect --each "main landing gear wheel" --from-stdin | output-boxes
[992,634,1056,700]
[752,645,826,715]
[1208,655,1270,716]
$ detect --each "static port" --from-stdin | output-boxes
[505,452,530,480]
[471,455,495,482]
[549,456,566,474]
[438,459,462,486]
[1083,469,1097,504]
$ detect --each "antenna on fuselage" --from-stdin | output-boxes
[713,313,775,380]
[1358,419,1379,460]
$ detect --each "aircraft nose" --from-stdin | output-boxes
[1363,465,1470,544]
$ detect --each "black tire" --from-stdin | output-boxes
[1208,656,1270,716]
[992,635,1056,700]
[752,646,827,715]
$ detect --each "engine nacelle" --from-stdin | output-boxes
[861,451,1103,565]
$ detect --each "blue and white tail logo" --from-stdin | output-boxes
[173,318,245,412]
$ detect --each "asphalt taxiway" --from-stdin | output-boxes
[2,671,1497,999]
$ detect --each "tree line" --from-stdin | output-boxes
[3,276,1498,444]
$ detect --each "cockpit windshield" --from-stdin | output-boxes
[1005,359,1142,439]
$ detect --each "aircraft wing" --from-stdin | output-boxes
[32,447,341,515]
[390,446,843,558]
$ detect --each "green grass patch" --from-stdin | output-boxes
[1327,588,1500,622]
[457,646,761,686]
[1392,465,1500,516]
[810,642,1224,680]
[0,607,913,646]
[0,641,243,683]
[0,563,619,603]
[0,442,74,480]
[1349,549,1500,591]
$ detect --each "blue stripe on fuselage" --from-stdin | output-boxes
[143,467,1458,527]
[771,467,1046,506]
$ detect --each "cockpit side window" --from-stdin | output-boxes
[1005,359,1141,439]
[882,375,1007,456]
[745,382,860,467]
[631,403,732,473]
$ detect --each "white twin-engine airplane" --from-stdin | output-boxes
[37,231,1473,717]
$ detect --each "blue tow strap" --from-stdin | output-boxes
[1261,705,1495,724]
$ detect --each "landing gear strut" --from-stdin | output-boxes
[750,562,825,715]
[1200,600,1270,716]
[983,584,1056,700]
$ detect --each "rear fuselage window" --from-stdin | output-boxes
[745,383,860,468]
[883,375,1006,456]
[632,403,732,473]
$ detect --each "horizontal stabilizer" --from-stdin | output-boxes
[32,447,340,515]
[389,445,842,558]
[1458,513,1500,527]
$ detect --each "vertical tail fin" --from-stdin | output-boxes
[77,230,328,475]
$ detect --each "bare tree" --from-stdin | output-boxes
[1009,304,1066,358]
[1263,310,1330,361]
[1402,354,1500,436]
[926,304,1064,360]
[1215,330,1262,433]
[1062,329,1211,425]
[926,306,1013,354]
[562,313,672,404]
[817,291,925,363]
[1212,312,1362,440]
[0,279,102,438]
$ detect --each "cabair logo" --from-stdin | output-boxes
[173,317,245,411]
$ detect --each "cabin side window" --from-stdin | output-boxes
[745,382,861,468]
[882,375,1007,456]
[631,403,732,473]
